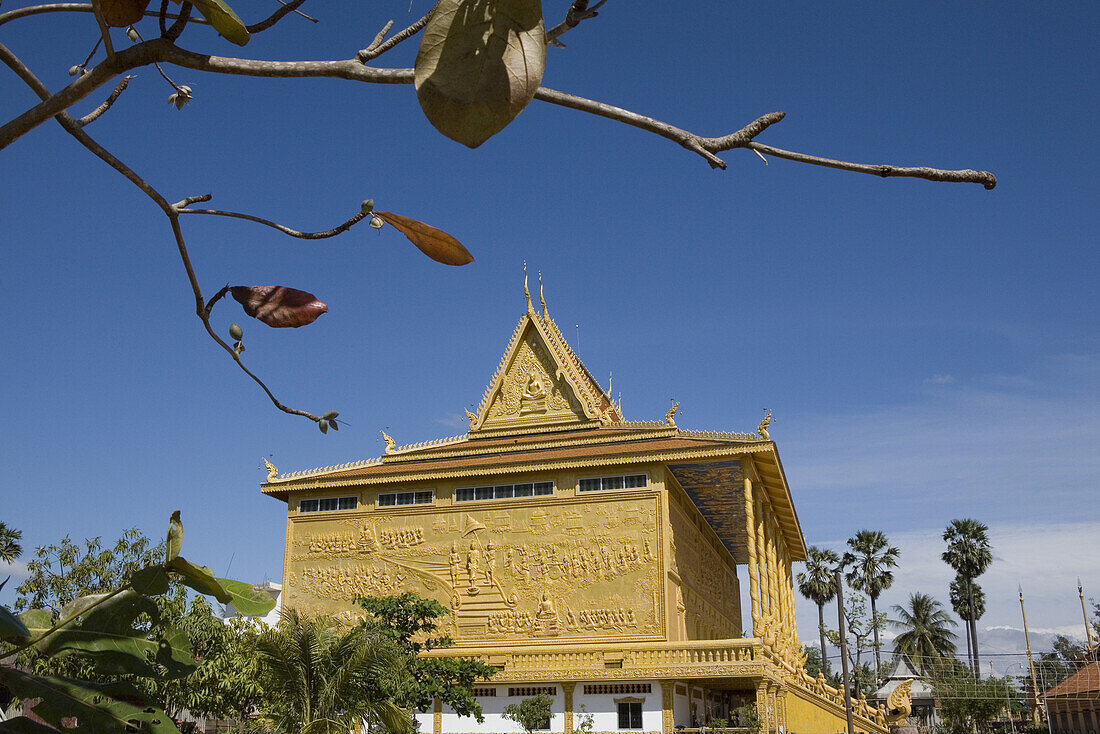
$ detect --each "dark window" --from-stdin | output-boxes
[579,474,648,492]
[457,482,555,502]
[377,491,432,507]
[617,702,642,730]
[299,496,357,513]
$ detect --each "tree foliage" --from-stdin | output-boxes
[843,529,899,683]
[942,518,993,675]
[0,513,275,734]
[933,670,1020,734]
[889,592,957,675]
[502,693,553,734]
[356,593,497,721]
[0,522,21,565]
[254,607,412,734]
[797,545,840,670]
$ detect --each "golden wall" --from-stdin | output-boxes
[283,471,667,646]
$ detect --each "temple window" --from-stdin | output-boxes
[298,496,357,513]
[455,482,553,502]
[617,702,643,729]
[377,491,434,507]
[578,474,647,492]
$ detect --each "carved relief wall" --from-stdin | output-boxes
[665,483,741,640]
[284,492,664,644]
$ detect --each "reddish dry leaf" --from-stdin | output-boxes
[230,286,328,328]
[98,0,152,26]
[376,211,474,266]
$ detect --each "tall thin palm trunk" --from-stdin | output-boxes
[968,580,980,676]
[870,593,881,682]
[963,617,973,671]
[817,603,827,670]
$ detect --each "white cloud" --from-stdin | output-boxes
[923,374,955,385]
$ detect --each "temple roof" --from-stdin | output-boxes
[261,275,805,560]
[1047,660,1100,698]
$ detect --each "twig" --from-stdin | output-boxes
[247,0,312,33]
[76,74,133,126]
[546,0,608,42]
[357,5,435,62]
[0,43,325,422]
[275,0,316,24]
[175,201,371,239]
[163,0,191,42]
[79,35,102,71]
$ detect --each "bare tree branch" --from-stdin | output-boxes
[76,74,134,126]
[247,0,312,33]
[0,42,325,423]
[546,0,608,42]
[357,4,435,63]
[176,202,372,239]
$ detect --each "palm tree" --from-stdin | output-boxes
[257,608,412,734]
[949,574,986,672]
[890,592,957,675]
[0,521,22,564]
[843,529,900,683]
[797,545,841,669]
[942,518,992,676]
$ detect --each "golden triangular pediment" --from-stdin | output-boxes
[469,297,623,434]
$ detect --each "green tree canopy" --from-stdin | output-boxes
[502,693,554,734]
[0,521,22,564]
[942,518,993,675]
[797,545,841,671]
[843,529,900,682]
[255,607,412,734]
[356,593,496,720]
[889,592,957,675]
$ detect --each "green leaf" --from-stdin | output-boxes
[215,577,276,616]
[155,626,197,678]
[131,565,170,596]
[0,604,30,641]
[0,668,179,734]
[188,0,250,46]
[415,0,546,148]
[166,510,183,561]
[59,592,112,622]
[168,556,231,603]
[0,716,62,734]
[19,608,54,631]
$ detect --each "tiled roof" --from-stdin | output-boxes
[1047,661,1100,698]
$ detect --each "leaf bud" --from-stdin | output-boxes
[168,93,178,104]
[318,419,329,434]
[127,26,140,42]
[229,323,244,340]
[361,199,375,215]
[369,215,384,230]
[68,65,81,77]
[323,410,339,421]
[329,420,339,431]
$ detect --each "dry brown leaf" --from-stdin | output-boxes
[98,0,152,26]
[414,0,546,148]
[376,211,474,266]
[230,286,328,328]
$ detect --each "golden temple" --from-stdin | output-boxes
[262,278,889,734]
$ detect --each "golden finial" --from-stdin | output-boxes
[381,430,396,455]
[539,272,548,319]
[757,410,772,440]
[262,457,278,482]
[665,401,679,427]
[464,408,477,430]
[523,262,534,316]
[886,679,913,723]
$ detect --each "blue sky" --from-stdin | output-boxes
[1,1,1097,648]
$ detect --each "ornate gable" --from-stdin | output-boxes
[468,274,623,434]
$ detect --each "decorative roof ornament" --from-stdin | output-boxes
[885,678,914,724]
[523,262,534,316]
[263,457,278,483]
[381,430,396,454]
[464,408,477,430]
[665,401,679,428]
[757,410,772,440]
[538,272,548,320]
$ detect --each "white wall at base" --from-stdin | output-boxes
[672,685,691,728]
[440,686,565,734]
[573,680,662,733]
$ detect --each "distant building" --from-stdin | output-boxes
[260,282,890,734]
[1045,660,1100,733]
[871,655,936,729]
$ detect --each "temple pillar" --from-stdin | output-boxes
[661,681,675,734]
[562,682,575,734]
[754,495,771,622]
[764,506,781,634]
[743,477,762,635]
[433,697,442,734]
[756,682,770,732]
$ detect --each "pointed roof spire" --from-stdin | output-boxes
[538,272,548,320]
[523,261,534,316]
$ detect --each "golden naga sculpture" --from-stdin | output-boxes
[464,408,478,429]
[381,430,396,454]
[262,457,278,483]
[757,410,772,440]
[665,401,679,427]
[885,678,914,724]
